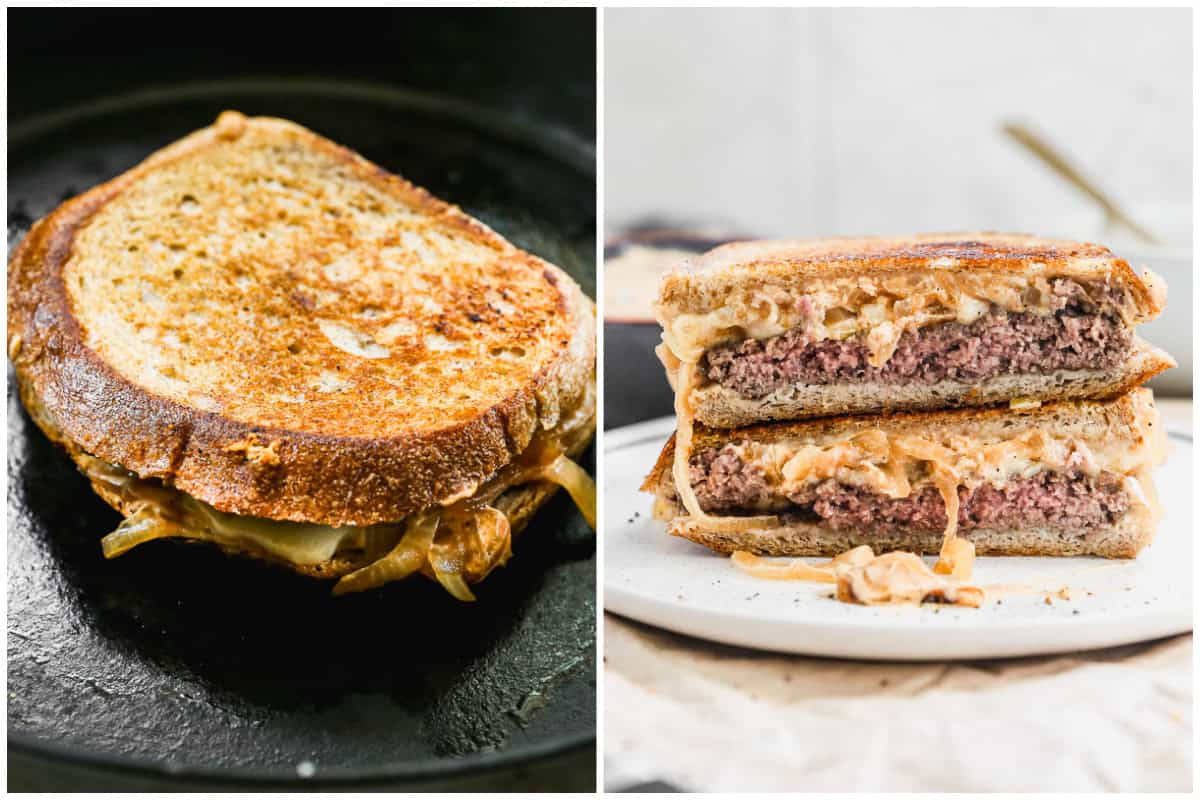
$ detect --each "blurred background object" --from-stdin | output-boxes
[605,7,1191,399]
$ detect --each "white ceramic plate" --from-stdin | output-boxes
[603,416,1194,660]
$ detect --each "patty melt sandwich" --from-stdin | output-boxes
[8,111,596,599]
[656,234,1173,428]
[644,390,1166,564]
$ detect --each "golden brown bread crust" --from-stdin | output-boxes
[641,389,1158,491]
[8,112,595,526]
[664,514,1151,559]
[659,232,1164,320]
[20,372,583,580]
[641,430,681,494]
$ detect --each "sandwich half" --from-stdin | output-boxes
[656,234,1173,428]
[643,390,1166,560]
[8,111,596,599]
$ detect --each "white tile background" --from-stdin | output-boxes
[605,7,1192,241]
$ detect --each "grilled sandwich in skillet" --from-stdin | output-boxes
[8,111,596,599]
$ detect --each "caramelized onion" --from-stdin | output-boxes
[539,456,597,528]
[427,505,514,601]
[100,508,181,558]
[430,570,476,603]
[332,513,438,596]
[838,551,983,608]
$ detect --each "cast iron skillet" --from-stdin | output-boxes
[7,79,596,791]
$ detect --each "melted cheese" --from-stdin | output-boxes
[724,415,1165,575]
[86,454,391,565]
[78,394,597,600]
[659,272,1132,367]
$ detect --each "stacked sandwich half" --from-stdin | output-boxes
[643,234,1173,603]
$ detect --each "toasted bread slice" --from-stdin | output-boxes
[643,390,1165,559]
[663,514,1152,559]
[658,233,1165,317]
[8,111,595,528]
[689,338,1174,427]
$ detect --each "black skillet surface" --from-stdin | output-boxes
[7,80,596,791]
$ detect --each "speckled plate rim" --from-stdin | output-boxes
[604,416,1193,661]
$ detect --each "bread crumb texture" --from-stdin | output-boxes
[223,433,282,467]
[63,121,570,437]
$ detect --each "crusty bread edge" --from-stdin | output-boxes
[692,339,1173,427]
[8,112,596,526]
[665,511,1153,559]
[658,233,1166,323]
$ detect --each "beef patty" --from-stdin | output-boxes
[688,445,1130,533]
[703,278,1131,400]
